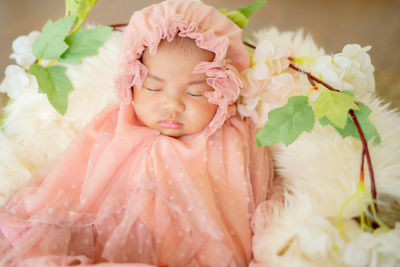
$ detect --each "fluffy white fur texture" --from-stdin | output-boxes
[0,27,399,266]
[0,30,121,201]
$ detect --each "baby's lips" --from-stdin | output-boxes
[159,119,183,129]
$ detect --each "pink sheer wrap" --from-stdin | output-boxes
[0,1,274,266]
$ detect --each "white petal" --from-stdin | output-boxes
[273,46,292,60]
[252,62,270,80]
[27,31,41,41]
[343,242,371,266]
[342,44,362,57]
[14,53,36,68]
[4,65,22,76]
[254,40,275,62]
[333,55,352,68]
[245,96,261,110]
[11,36,31,53]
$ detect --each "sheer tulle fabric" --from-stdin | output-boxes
[0,1,274,265]
[0,103,273,266]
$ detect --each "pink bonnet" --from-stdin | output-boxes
[115,0,250,134]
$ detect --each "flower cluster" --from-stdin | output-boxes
[0,65,38,99]
[9,31,49,69]
[343,223,400,267]
[237,41,376,131]
[237,40,295,128]
[297,216,345,258]
[296,217,400,266]
[0,31,48,100]
[313,44,375,94]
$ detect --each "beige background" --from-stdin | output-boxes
[1,0,399,109]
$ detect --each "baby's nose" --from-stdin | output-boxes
[162,94,185,113]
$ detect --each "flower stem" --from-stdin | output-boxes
[306,85,318,97]
[349,110,377,212]
[286,59,378,212]
[288,63,340,92]
[110,23,128,31]
[46,60,56,68]
[243,41,256,49]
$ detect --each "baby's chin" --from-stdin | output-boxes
[157,127,187,138]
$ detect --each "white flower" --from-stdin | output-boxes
[9,31,41,68]
[343,233,378,266]
[343,223,400,267]
[238,40,295,126]
[0,65,38,99]
[296,216,344,258]
[313,44,375,94]
[251,40,292,81]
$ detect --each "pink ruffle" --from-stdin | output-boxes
[115,0,249,135]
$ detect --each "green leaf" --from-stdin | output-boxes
[32,16,76,60]
[226,10,249,28]
[219,0,267,29]
[341,90,354,96]
[65,0,98,27]
[238,0,267,18]
[29,65,73,115]
[59,26,112,64]
[256,96,315,147]
[319,102,381,145]
[218,8,228,15]
[312,89,359,129]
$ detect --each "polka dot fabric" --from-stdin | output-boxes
[0,0,273,266]
[0,103,272,266]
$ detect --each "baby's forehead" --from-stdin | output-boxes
[143,37,215,61]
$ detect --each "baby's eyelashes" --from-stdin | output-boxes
[144,87,162,92]
[187,92,204,97]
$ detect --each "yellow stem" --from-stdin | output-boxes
[306,85,319,98]
[367,190,390,231]
[338,187,359,237]
[46,60,56,68]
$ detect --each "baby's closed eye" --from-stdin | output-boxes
[143,86,162,92]
[187,91,205,97]
[146,88,162,92]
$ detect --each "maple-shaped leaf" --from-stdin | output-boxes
[29,64,73,115]
[319,101,381,145]
[32,16,75,60]
[256,96,315,147]
[312,89,359,129]
[59,26,112,64]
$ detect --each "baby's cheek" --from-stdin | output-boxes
[190,101,218,122]
[136,91,158,109]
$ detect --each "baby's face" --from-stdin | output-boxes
[133,41,218,138]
